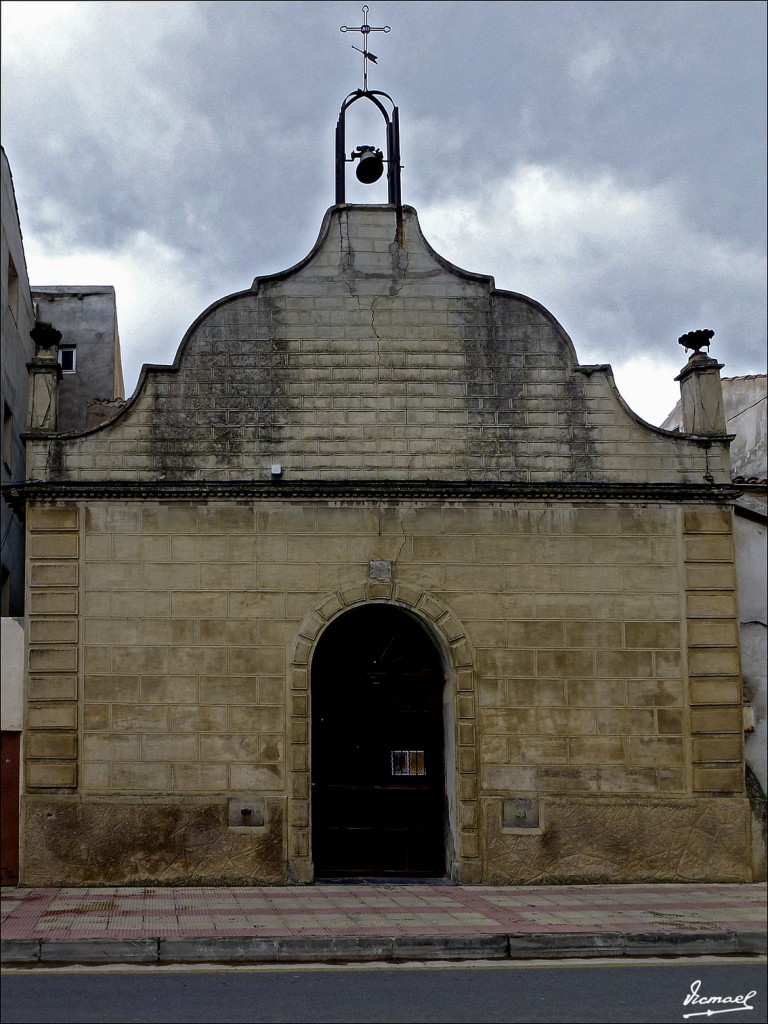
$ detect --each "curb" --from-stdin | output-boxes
[2,931,766,966]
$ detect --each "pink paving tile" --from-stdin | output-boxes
[1,883,764,942]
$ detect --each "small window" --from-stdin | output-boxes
[59,346,76,373]
[2,403,12,472]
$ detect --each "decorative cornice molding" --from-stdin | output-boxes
[2,478,741,507]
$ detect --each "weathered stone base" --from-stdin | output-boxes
[482,796,753,884]
[21,796,286,886]
[22,794,754,885]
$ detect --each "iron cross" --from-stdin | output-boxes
[340,5,390,91]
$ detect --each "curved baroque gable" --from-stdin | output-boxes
[27,206,730,485]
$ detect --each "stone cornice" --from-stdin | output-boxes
[2,478,741,507]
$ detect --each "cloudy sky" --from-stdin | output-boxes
[2,0,765,423]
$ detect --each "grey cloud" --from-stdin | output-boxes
[1,0,765,401]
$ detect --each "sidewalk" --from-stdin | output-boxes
[2,882,766,966]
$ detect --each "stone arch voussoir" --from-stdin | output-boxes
[286,582,480,884]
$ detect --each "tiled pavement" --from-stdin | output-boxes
[2,883,766,964]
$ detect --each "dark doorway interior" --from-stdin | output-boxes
[312,605,445,878]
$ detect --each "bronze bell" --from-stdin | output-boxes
[354,146,384,184]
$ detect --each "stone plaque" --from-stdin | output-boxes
[227,797,265,828]
[369,560,392,581]
[502,797,540,829]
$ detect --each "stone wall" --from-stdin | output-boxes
[22,497,750,884]
[20,204,748,884]
[26,207,730,486]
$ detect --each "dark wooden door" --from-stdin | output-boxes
[312,606,445,878]
[1,731,20,885]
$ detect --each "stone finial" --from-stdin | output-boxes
[26,321,63,433]
[678,328,714,355]
[674,329,727,436]
[30,321,62,350]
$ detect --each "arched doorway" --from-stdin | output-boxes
[311,605,446,878]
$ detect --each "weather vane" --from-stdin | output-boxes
[340,5,390,91]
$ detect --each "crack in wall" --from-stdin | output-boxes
[373,502,412,566]
[337,210,357,297]
[388,236,408,295]
[393,505,412,564]
[36,390,53,429]
[370,295,382,342]
[373,502,413,562]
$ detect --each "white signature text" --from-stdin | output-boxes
[683,979,756,1018]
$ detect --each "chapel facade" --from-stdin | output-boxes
[13,196,754,885]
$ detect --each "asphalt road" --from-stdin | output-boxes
[1,958,765,1023]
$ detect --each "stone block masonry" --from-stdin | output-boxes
[20,495,751,884]
[25,505,80,790]
[26,208,730,488]
[18,205,748,885]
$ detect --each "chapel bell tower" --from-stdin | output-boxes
[335,5,402,207]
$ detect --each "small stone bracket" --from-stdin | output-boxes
[227,797,265,828]
[369,560,392,581]
[502,797,541,830]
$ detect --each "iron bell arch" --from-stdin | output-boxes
[335,89,402,207]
